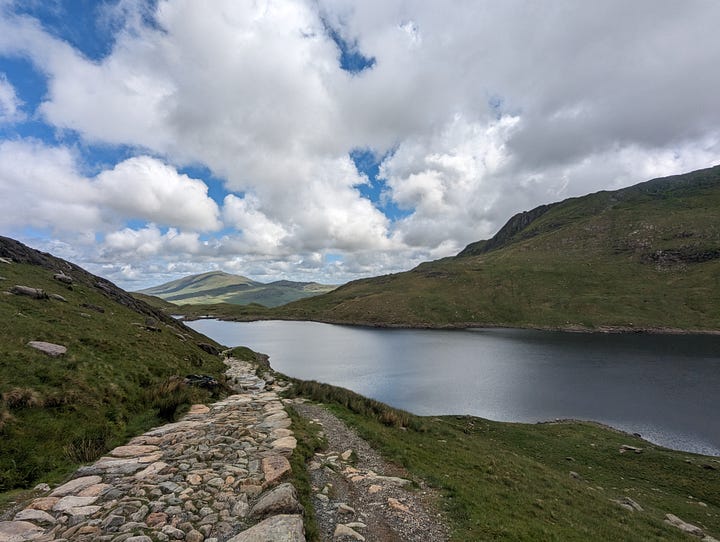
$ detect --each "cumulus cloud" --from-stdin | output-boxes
[96,156,221,231]
[1,0,719,287]
[0,139,220,234]
[0,72,23,122]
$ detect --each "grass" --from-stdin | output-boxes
[0,260,228,494]
[283,378,720,541]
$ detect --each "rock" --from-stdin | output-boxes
[337,503,355,515]
[13,509,56,525]
[110,444,161,458]
[9,285,48,299]
[0,257,12,264]
[387,497,410,513]
[134,461,169,479]
[126,536,153,542]
[50,475,102,496]
[271,436,297,454]
[334,524,365,541]
[619,445,643,454]
[226,514,305,542]
[26,497,58,511]
[32,483,50,492]
[48,293,67,302]
[187,404,210,415]
[262,455,291,485]
[52,495,98,512]
[664,513,705,537]
[0,520,45,541]
[250,483,303,518]
[26,341,66,357]
[367,484,382,494]
[185,530,204,542]
[197,343,220,355]
[184,375,219,389]
[340,449,353,461]
[53,272,73,284]
[80,302,105,313]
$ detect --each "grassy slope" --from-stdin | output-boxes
[0,242,229,493]
[205,165,720,331]
[138,270,337,308]
[286,379,720,542]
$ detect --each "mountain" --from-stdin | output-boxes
[262,165,720,331]
[0,236,230,491]
[138,270,337,307]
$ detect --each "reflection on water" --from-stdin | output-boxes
[187,320,720,456]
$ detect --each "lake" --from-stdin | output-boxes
[187,319,720,456]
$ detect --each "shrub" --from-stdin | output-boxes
[2,387,44,409]
[65,425,112,463]
[146,376,201,422]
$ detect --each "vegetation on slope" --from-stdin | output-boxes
[0,237,229,493]
[285,378,720,541]
[137,270,337,307]
[188,165,720,331]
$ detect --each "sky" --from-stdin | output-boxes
[0,1,719,290]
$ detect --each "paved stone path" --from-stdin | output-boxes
[0,359,306,542]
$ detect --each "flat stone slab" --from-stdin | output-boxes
[50,475,102,496]
[12,509,55,525]
[0,520,45,541]
[227,514,305,542]
[52,495,98,512]
[26,341,66,357]
[109,444,161,457]
[262,455,291,485]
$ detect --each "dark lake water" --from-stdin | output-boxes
[187,319,720,456]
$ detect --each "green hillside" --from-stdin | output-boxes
[0,237,229,492]
[138,270,337,307]
[237,165,720,331]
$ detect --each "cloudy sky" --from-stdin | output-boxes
[1,0,718,290]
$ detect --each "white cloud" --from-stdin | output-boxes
[0,139,221,235]
[96,156,221,231]
[0,72,23,122]
[1,1,720,288]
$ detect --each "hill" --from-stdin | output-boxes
[0,236,230,492]
[234,165,720,331]
[138,270,337,307]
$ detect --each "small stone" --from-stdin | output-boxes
[33,483,50,492]
[387,497,410,513]
[619,445,643,454]
[315,493,329,504]
[226,514,304,542]
[187,473,202,485]
[188,404,211,415]
[340,449,353,461]
[367,485,382,494]
[50,475,102,497]
[126,537,153,542]
[334,523,365,541]
[52,495,98,512]
[134,461,169,479]
[185,530,204,542]
[26,497,59,511]
[337,503,355,515]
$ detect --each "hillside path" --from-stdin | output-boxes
[0,359,306,542]
[291,402,449,542]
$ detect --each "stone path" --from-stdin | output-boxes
[292,403,448,542]
[0,359,306,542]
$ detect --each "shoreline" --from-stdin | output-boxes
[181,314,720,336]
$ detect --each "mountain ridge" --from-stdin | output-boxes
[139,270,337,307]
[209,164,720,331]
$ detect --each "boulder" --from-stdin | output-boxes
[53,272,73,284]
[249,483,303,518]
[10,285,48,299]
[0,520,45,541]
[27,341,67,357]
[197,342,220,355]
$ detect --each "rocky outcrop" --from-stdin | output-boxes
[3,358,305,541]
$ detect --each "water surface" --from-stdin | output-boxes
[187,319,720,455]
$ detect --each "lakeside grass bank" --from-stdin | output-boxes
[281,377,720,541]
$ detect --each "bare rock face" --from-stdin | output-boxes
[27,341,67,357]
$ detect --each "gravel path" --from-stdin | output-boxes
[292,402,448,542]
